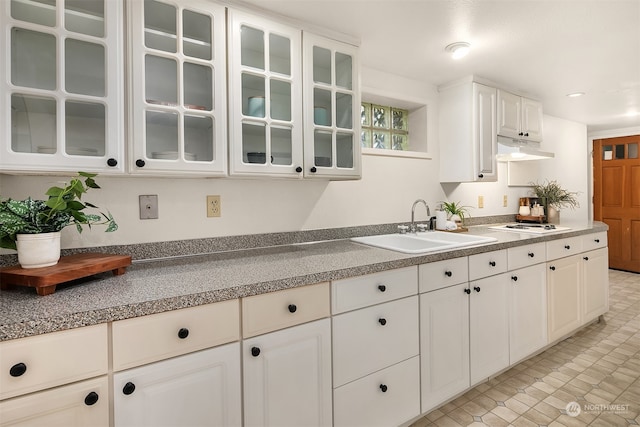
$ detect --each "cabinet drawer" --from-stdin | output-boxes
[508,242,546,270]
[332,267,417,314]
[546,236,582,260]
[242,282,329,338]
[582,232,607,251]
[0,324,107,400]
[333,356,420,427]
[112,299,239,371]
[419,257,468,293]
[469,250,507,280]
[332,296,419,387]
[0,376,109,426]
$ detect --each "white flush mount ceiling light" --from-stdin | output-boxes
[445,42,471,59]
[566,92,585,98]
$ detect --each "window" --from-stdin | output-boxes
[361,103,408,150]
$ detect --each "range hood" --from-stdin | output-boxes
[496,136,554,161]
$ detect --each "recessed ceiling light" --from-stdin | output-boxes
[445,42,471,60]
[566,92,585,98]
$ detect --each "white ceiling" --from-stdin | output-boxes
[239,0,640,133]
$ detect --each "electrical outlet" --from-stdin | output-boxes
[139,195,158,219]
[503,195,508,207]
[207,195,221,217]
[478,195,484,209]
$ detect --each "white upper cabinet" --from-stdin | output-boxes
[497,90,543,142]
[439,80,497,182]
[0,0,124,172]
[128,0,227,175]
[303,33,361,179]
[228,10,303,177]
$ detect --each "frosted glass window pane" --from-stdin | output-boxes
[270,79,291,121]
[392,108,408,130]
[243,123,266,163]
[11,0,56,27]
[629,143,638,159]
[271,127,292,165]
[392,134,408,150]
[372,105,388,128]
[145,55,177,104]
[241,26,264,70]
[313,46,331,84]
[361,129,371,148]
[11,28,56,90]
[66,39,105,96]
[336,93,352,129]
[183,10,211,60]
[269,33,290,75]
[361,103,371,126]
[336,133,353,168]
[145,0,177,53]
[184,62,212,110]
[65,0,104,37]
[314,88,331,126]
[185,116,213,162]
[242,74,265,117]
[11,94,56,153]
[335,52,352,89]
[373,131,389,149]
[314,130,332,167]
[602,145,612,160]
[66,101,105,156]
[146,111,179,158]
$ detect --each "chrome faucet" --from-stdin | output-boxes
[410,199,431,233]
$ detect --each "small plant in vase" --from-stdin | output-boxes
[529,180,579,224]
[0,172,117,268]
[440,201,471,228]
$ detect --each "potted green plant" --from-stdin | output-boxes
[529,180,579,224]
[440,201,471,227]
[0,172,117,268]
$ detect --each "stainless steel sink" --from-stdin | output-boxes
[351,231,497,254]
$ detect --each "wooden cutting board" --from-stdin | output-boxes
[0,253,132,296]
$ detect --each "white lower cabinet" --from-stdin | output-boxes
[547,254,582,342]
[469,273,511,385]
[333,356,420,427]
[508,264,547,364]
[582,247,609,323]
[113,343,241,427]
[420,283,470,412]
[243,318,332,427]
[0,376,109,427]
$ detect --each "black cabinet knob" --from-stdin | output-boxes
[550,266,556,271]
[378,284,386,292]
[251,347,261,357]
[524,133,529,137]
[528,252,535,258]
[511,276,518,282]
[310,167,317,173]
[489,261,496,267]
[135,159,146,168]
[84,391,99,406]
[518,132,524,136]
[9,363,27,377]
[478,173,484,178]
[107,158,118,167]
[464,288,471,294]
[583,256,589,261]
[378,318,387,326]
[295,166,302,173]
[123,382,136,395]
[178,328,189,339]
[445,271,452,277]
[595,239,600,243]
[564,245,571,250]
[379,384,388,392]
[474,286,481,292]
[288,304,297,313]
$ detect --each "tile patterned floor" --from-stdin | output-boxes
[411,269,640,427]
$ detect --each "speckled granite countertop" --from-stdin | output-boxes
[0,222,607,341]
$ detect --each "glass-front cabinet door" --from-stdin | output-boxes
[228,10,302,177]
[128,0,226,175]
[0,0,124,172]
[303,33,360,179]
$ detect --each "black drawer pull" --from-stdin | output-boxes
[474,286,481,292]
[288,304,297,313]
[489,261,496,267]
[123,382,136,395]
[550,266,556,271]
[9,363,27,377]
[583,256,589,261]
[251,347,261,357]
[594,239,600,243]
[464,288,471,294]
[511,276,518,282]
[378,284,386,292]
[528,252,535,258]
[84,391,99,406]
[378,318,387,326]
[564,245,571,250]
[178,328,189,339]
[379,384,388,392]
[444,271,452,277]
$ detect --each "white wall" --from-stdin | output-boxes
[0,69,591,251]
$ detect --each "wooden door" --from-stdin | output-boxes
[593,135,640,272]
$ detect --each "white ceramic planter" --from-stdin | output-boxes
[16,232,61,269]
